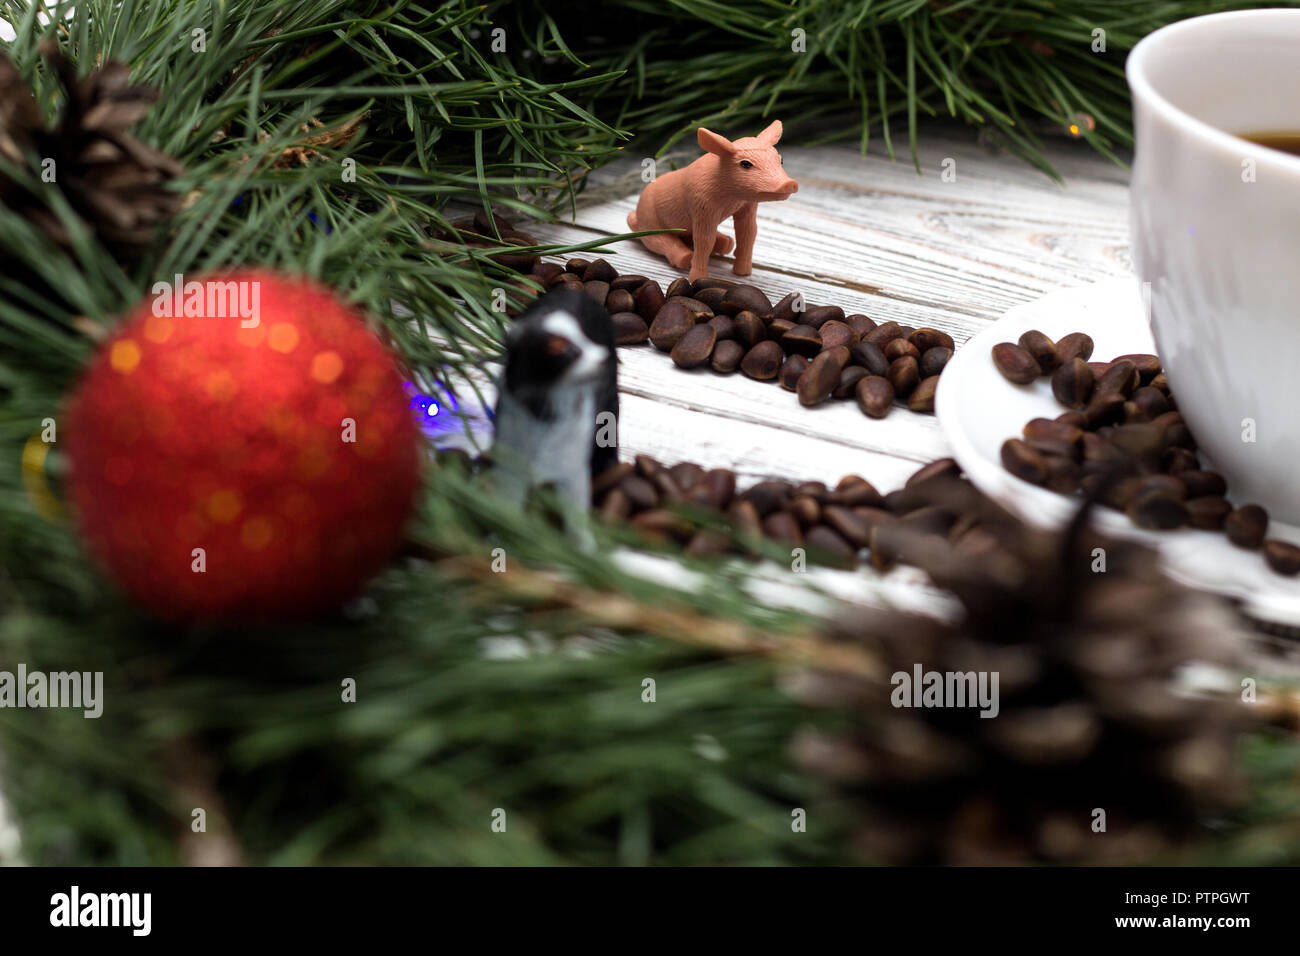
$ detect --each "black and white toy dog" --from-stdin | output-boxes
[490,288,618,540]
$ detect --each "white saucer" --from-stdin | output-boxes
[936,276,1300,626]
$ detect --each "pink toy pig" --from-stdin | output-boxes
[628,120,797,281]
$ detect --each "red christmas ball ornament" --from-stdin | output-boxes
[64,269,423,621]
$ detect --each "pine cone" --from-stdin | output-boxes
[790,473,1258,864]
[0,41,183,263]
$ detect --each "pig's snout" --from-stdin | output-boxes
[780,178,798,195]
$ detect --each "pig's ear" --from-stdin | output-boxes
[756,120,783,146]
[697,127,735,156]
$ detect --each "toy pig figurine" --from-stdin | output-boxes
[628,120,797,281]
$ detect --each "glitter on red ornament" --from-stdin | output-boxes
[65,270,424,621]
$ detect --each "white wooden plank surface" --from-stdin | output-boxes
[447,126,1135,611]
[519,126,1131,491]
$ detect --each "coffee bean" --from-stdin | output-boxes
[1128,385,1168,420]
[707,314,735,340]
[801,304,844,329]
[1026,437,1078,461]
[665,277,692,299]
[908,375,939,412]
[805,525,857,567]
[1264,539,1300,576]
[565,257,590,275]
[634,280,665,321]
[823,505,870,548]
[1084,474,1144,511]
[1186,496,1232,530]
[605,288,635,315]
[741,341,785,380]
[666,462,704,492]
[633,509,693,543]
[1226,504,1269,548]
[911,328,955,353]
[1051,357,1094,407]
[648,468,685,503]
[881,489,913,514]
[864,321,904,348]
[691,286,727,313]
[598,488,632,521]
[1163,447,1199,474]
[1095,359,1140,397]
[907,457,960,487]
[711,338,745,373]
[919,346,952,378]
[702,469,737,509]
[1018,329,1060,372]
[991,342,1041,384]
[584,280,610,306]
[685,529,732,557]
[900,505,958,537]
[1054,331,1094,365]
[772,292,802,322]
[780,354,810,390]
[691,277,737,295]
[593,461,635,498]
[851,341,890,376]
[782,324,823,358]
[721,284,772,315]
[731,311,766,348]
[620,474,659,510]
[741,480,791,516]
[818,320,856,350]
[1152,410,1195,449]
[830,475,885,508]
[664,295,713,322]
[856,375,894,418]
[887,355,920,397]
[1114,353,1162,383]
[1179,471,1226,498]
[1149,372,1170,394]
[635,454,664,479]
[582,258,617,283]
[1083,392,1126,429]
[612,311,649,345]
[727,498,762,538]
[798,349,848,406]
[763,510,803,545]
[1024,417,1083,447]
[1108,423,1167,469]
[851,505,895,535]
[610,274,649,292]
[1042,455,1080,494]
[533,261,565,285]
[833,365,869,399]
[795,480,829,500]
[846,314,877,338]
[868,523,899,571]
[1127,490,1189,529]
[769,317,796,339]
[1001,439,1048,485]
[884,337,921,363]
[1087,361,1110,379]
[1056,410,1087,430]
[788,495,822,528]
[1136,473,1187,500]
[648,302,694,350]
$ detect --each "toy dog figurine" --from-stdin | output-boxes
[490,288,618,543]
[628,120,797,281]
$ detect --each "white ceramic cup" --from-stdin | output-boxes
[1128,10,1300,525]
